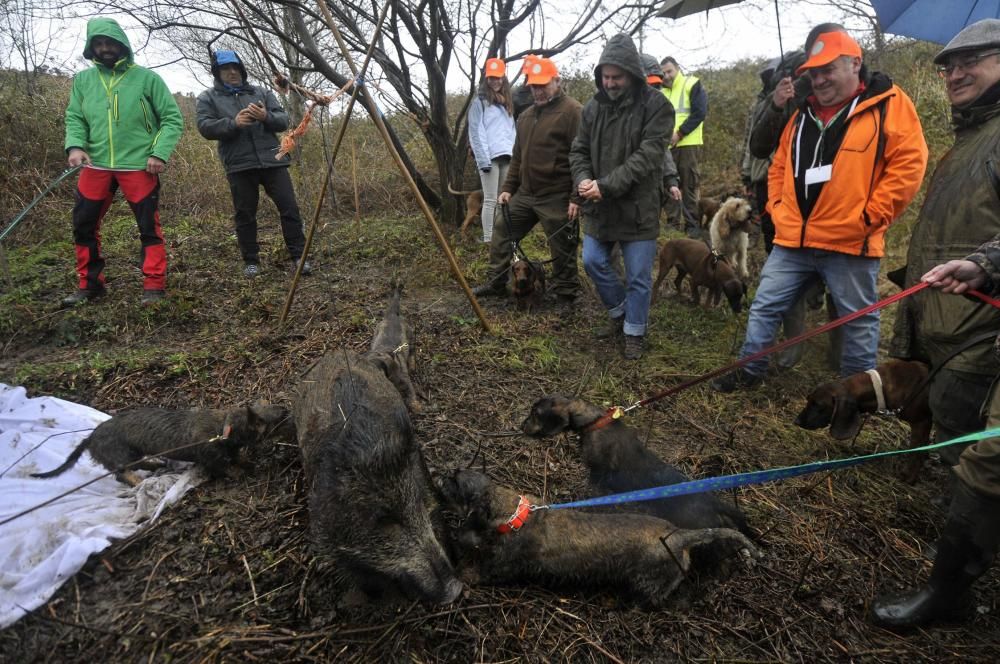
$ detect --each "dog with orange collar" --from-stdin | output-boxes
[521,394,752,536]
[439,469,756,607]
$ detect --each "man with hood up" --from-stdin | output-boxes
[196,50,309,278]
[570,33,673,360]
[62,17,183,306]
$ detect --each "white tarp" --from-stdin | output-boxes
[0,384,204,628]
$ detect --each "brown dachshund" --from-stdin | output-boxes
[510,258,545,312]
[652,238,745,313]
[448,185,484,239]
[795,359,931,483]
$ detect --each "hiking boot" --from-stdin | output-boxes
[472,280,506,297]
[61,287,105,306]
[140,289,166,306]
[623,334,645,360]
[243,263,260,278]
[298,260,312,276]
[594,315,624,339]
[711,368,764,393]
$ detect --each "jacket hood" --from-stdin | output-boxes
[640,53,662,79]
[211,50,248,83]
[593,33,645,92]
[82,18,133,66]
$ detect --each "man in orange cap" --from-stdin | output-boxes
[713,27,928,391]
[472,57,583,305]
[511,54,542,119]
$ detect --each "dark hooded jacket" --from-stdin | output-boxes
[195,51,292,174]
[569,34,673,242]
[890,80,1000,374]
[64,18,183,170]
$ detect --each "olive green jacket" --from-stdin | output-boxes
[890,97,1000,373]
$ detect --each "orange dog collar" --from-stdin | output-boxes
[497,495,531,534]
[581,406,624,433]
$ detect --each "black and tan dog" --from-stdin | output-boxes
[795,359,931,483]
[521,394,752,535]
[32,404,288,486]
[652,238,745,313]
[510,258,546,312]
[439,469,756,607]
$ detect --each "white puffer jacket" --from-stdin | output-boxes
[468,97,515,170]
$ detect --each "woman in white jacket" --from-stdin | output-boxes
[468,57,516,243]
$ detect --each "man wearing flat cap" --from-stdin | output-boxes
[874,18,1000,630]
[713,27,928,391]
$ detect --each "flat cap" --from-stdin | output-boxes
[935,18,1000,64]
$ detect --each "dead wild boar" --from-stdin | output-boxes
[294,350,461,604]
[522,394,752,537]
[32,404,288,486]
[366,283,421,413]
[439,469,756,607]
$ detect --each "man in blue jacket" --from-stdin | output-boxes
[196,51,309,278]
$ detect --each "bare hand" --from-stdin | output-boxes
[235,108,256,127]
[669,186,682,201]
[68,148,90,168]
[922,260,988,294]
[146,156,166,175]
[498,191,512,205]
[671,131,681,147]
[245,102,267,121]
[772,76,794,107]
[567,202,580,221]
[579,179,602,201]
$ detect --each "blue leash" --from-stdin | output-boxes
[543,427,1000,510]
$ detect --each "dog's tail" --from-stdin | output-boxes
[31,436,92,478]
[447,184,481,196]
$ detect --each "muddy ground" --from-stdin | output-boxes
[0,212,997,662]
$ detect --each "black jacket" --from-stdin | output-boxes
[196,80,291,174]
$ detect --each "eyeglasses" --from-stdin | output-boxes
[936,51,1000,77]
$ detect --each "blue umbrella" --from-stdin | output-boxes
[870,0,1000,45]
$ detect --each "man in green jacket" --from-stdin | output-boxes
[570,33,673,360]
[873,18,1000,629]
[472,57,583,303]
[62,17,183,306]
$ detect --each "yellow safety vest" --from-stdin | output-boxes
[663,72,703,147]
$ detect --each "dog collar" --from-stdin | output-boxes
[581,406,625,433]
[497,495,531,534]
[865,369,888,414]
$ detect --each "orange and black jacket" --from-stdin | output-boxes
[766,71,928,257]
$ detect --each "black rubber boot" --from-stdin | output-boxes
[871,480,1000,629]
[62,287,105,306]
[471,277,506,297]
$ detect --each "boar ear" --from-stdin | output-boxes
[829,396,862,440]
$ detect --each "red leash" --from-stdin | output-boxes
[584,283,1000,431]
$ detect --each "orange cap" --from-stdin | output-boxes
[521,54,541,74]
[797,31,862,75]
[646,73,663,85]
[484,57,506,77]
[525,58,558,85]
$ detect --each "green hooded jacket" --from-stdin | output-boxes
[889,87,1000,374]
[64,18,183,170]
[569,33,673,242]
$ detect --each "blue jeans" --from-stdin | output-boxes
[582,235,657,337]
[740,246,880,377]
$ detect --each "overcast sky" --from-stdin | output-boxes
[29,2,864,96]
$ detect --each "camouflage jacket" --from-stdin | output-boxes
[890,90,1000,373]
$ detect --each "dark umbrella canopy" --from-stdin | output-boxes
[657,0,744,19]
[870,0,1000,45]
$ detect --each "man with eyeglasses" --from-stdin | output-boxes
[876,19,1000,630]
[712,28,928,391]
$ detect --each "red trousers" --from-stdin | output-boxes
[71,168,166,291]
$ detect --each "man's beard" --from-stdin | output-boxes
[97,52,121,68]
[605,87,625,100]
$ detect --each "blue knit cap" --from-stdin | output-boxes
[215,50,240,67]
